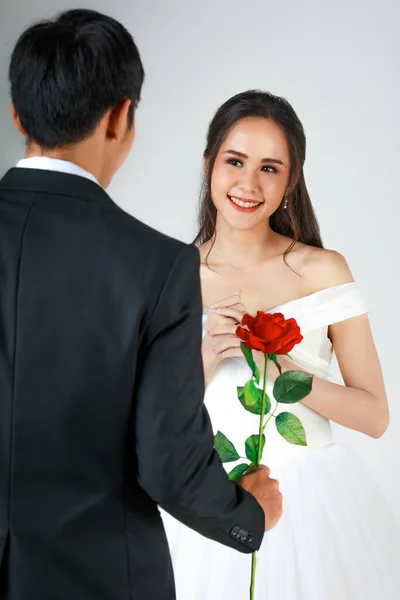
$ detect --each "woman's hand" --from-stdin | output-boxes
[202,293,247,384]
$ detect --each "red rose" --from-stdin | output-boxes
[236,312,303,355]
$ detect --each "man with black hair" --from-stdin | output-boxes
[0,9,282,600]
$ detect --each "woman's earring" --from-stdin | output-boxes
[283,195,288,210]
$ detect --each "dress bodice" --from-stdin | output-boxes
[202,282,367,470]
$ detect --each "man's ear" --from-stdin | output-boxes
[11,103,27,136]
[104,99,133,142]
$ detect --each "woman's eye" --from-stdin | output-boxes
[261,165,277,173]
[226,159,243,167]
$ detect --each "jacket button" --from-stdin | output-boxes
[240,530,249,543]
[230,526,240,538]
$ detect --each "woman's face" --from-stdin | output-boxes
[210,116,290,232]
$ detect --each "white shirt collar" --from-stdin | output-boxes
[16,157,100,186]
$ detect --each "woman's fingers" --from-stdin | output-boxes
[209,292,242,309]
[219,347,244,360]
[214,336,241,356]
[207,322,238,336]
[212,306,246,322]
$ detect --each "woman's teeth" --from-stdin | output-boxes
[229,196,261,208]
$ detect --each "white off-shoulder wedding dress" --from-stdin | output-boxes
[162,282,400,599]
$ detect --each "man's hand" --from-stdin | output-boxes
[238,465,282,532]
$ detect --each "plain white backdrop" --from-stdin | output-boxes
[1,0,399,521]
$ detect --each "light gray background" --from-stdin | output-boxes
[1,0,399,521]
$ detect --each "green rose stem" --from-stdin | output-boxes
[250,353,269,600]
[256,355,269,464]
[262,401,278,433]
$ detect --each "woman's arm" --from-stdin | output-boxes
[273,314,389,439]
[270,250,389,438]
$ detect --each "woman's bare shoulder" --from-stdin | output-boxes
[295,246,354,291]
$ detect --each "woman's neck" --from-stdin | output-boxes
[204,220,283,270]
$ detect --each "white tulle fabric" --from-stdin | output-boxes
[162,283,400,599]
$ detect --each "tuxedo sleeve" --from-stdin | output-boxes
[135,244,265,553]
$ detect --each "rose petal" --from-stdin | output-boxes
[242,313,255,327]
[255,320,284,342]
[246,333,269,353]
[270,312,286,322]
[236,326,249,342]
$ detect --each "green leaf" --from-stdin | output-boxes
[275,412,307,446]
[237,381,271,416]
[245,434,265,466]
[241,343,261,384]
[273,370,313,404]
[214,431,240,463]
[270,353,282,374]
[228,463,250,481]
[237,382,260,415]
[243,379,260,409]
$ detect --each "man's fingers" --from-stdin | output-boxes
[241,464,271,477]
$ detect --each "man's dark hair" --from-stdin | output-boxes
[9,9,145,149]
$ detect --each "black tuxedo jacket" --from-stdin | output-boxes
[0,168,264,599]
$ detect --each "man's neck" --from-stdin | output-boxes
[25,141,103,186]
